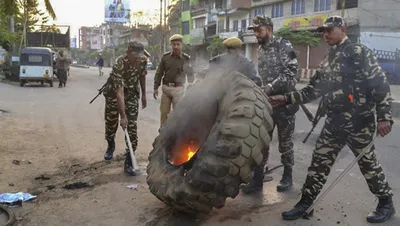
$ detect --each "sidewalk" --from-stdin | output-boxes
[297,82,400,118]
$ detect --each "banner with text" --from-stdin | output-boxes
[284,14,328,30]
[105,0,131,23]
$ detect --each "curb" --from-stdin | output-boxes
[392,101,400,118]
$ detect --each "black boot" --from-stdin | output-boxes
[277,166,293,192]
[366,196,395,223]
[241,167,264,194]
[282,196,314,220]
[104,139,115,160]
[124,149,137,176]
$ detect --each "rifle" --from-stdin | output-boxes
[89,82,107,104]
[263,78,314,122]
[303,96,326,143]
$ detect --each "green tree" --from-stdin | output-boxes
[206,37,225,57]
[274,27,320,47]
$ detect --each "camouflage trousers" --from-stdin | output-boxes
[302,115,393,201]
[104,95,139,151]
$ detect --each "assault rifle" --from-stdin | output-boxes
[303,96,327,143]
[89,82,107,104]
[263,77,314,122]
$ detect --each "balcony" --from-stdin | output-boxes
[190,27,205,45]
[191,2,208,16]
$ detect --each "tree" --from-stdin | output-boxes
[274,27,320,47]
[206,37,225,57]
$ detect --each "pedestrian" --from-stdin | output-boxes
[153,34,194,126]
[197,37,262,86]
[96,54,104,76]
[242,15,300,194]
[102,41,148,175]
[56,50,68,88]
[269,16,395,223]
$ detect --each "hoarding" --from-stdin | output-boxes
[105,0,131,23]
[284,14,328,30]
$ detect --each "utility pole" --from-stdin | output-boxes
[160,0,164,53]
[341,0,346,17]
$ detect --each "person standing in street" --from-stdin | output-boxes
[241,15,299,194]
[102,41,147,175]
[269,16,395,223]
[153,34,194,127]
[96,54,105,76]
[56,50,68,88]
[197,37,261,86]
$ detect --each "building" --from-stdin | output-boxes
[181,0,192,45]
[118,25,151,46]
[241,0,360,69]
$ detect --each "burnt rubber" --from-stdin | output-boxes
[146,69,273,214]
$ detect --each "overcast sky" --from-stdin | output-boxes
[39,0,160,37]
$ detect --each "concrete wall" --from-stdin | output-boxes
[358,0,400,31]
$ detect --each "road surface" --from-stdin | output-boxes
[0,67,399,226]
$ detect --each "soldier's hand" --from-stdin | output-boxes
[268,95,287,107]
[153,89,159,100]
[120,116,128,130]
[377,121,392,137]
[141,96,147,109]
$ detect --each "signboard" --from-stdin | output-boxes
[105,0,131,23]
[284,14,328,30]
[70,38,77,48]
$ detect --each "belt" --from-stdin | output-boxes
[164,82,183,87]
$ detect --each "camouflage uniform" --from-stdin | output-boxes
[103,45,147,160]
[282,16,394,223]
[243,15,299,193]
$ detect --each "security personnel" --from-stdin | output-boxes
[242,15,300,194]
[103,41,147,175]
[153,34,194,126]
[270,16,395,223]
[197,37,261,86]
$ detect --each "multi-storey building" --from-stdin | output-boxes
[118,25,151,46]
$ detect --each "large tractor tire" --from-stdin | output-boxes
[146,69,274,214]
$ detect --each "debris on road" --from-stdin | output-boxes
[127,184,138,190]
[0,192,37,205]
[62,182,91,190]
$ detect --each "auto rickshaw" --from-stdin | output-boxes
[19,47,54,87]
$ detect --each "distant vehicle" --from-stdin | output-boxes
[19,47,54,87]
[147,61,156,70]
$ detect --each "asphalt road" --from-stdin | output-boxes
[0,67,399,225]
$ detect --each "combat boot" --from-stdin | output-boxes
[277,166,293,192]
[104,139,115,160]
[241,167,264,194]
[282,196,314,220]
[124,149,137,176]
[366,196,395,223]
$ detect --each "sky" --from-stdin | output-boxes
[38,0,160,38]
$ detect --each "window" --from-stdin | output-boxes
[337,0,358,10]
[314,0,331,12]
[271,3,284,18]
[291,0,305,15]
[233,20,238,31]
[182,0,190,11]
[182,21,190,35]
[21,54,51,66]
[254,6,265,17]
[194,17,206,28]
[241,19,247,31]
[218,19,225,32]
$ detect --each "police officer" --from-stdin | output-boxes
[153,34,194,126]
[197,37,261,86]
[270,16,395,223]
[242,15,299,194]
[102,41,148,175]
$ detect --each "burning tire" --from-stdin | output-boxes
[146,69,273,214]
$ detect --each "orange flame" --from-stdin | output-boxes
[169,141,199,166]
[348,93,353,102]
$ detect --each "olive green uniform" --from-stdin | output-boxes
[154,51,194,125]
